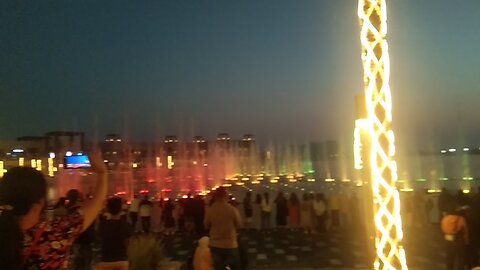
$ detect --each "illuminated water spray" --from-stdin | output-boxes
[357,0,408,269]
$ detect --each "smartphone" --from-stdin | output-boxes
[64,154,91,169]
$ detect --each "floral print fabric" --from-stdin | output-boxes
[23,212,84,269]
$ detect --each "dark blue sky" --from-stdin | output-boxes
[0,0,479,148]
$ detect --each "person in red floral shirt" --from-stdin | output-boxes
[25,152,107,270]
[0,151,107,270]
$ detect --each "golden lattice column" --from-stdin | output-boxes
[357,0,408,269]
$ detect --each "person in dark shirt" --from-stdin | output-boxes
[67,189,96,270]
[139,196,153,233]
[96,197,132,270]
[193,195,206,234]
[163,199,175,235]
[243,192,253,230]
[275,192,288,227]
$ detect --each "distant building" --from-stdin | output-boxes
[164,135,179,155]
[15,136,46,157]
[45,131,84,154]
[216,133,231,150]
[193,136,206,143]
[192,136,208,152]
[101,134,123,164]
[217,133,230,141]
[241,134,255,149]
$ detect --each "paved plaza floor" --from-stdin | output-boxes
[163,225,449,270]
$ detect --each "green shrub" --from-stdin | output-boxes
[128,234,166,270]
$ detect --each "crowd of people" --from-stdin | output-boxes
[240,191,361,234]
[92,189,362,238]
[0,157,372,270]
[2,153,480,270]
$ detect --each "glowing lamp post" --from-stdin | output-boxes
[357,0,408,269]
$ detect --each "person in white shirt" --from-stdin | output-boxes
[139,196,153,233]
[129,195,140,230]
[260,193,272,230]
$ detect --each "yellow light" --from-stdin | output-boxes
[48,158,54,177]
[31,159,37,168]
[36,159,42,171]
[325,178,335,182]
[235,182,245,186]
[156,157,162,167]
[252,180,260,184]
[270,179,278,183]
[427,189,442,193]
[222,183,232,187]
[193,161,198,165]
[241,177,249,181]
[399,188,414,192]
[19,157,25,166]
[358,0,408,268]
[288,179,297,183]
[0,161,4,177]
[462,189,470,194]
[307,178,316,182]
[132,163,138,168]
[167,156,174,169]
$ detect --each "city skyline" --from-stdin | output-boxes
[1,0,479,147]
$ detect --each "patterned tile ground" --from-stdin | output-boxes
[161,225,453,270]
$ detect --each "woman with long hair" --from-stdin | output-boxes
[0,166,47,269]
[0,152,107,269]
[274,192,288,228]
[288,192,300,228]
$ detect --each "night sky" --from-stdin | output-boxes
[1,0,479,149]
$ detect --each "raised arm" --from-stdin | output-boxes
[80,151,108,231]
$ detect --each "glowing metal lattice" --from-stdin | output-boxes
[358,0,408,269]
